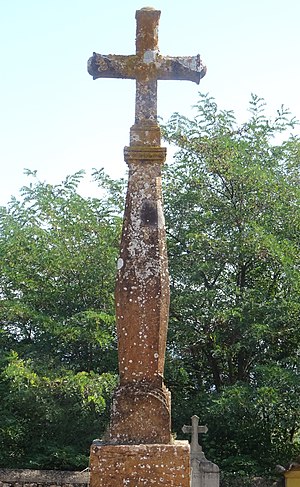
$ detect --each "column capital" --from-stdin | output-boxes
[124,145,167,164]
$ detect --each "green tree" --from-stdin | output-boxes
[0,170,122,468]
[0,350,117,469]
[1,94,299,476]
[162,93,300,474]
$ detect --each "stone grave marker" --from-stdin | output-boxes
[182,415,208,458]
[182,416,220,487]
[88,7,206,486]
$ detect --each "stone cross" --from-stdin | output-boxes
[88,7,206,131]
[88,8,206,445]
[182,415,208,456]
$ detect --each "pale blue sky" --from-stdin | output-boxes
[1,0,299,204]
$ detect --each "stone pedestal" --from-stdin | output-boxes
[191,457,219,487]
[90,441,191,487]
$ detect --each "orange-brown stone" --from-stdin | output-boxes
[107,383,171,444]
[87,9,206,126]
[87,5,206,484]
[90,442,191,487]
[108,145,171,444]
[87,4,206,448]
[116,147,168,387]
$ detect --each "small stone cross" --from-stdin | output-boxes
[182,415,208,455]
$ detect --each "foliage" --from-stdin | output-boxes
[0,170,121,468]
[162,93,300,473]
[0,94,299,475]
[0,350,117,469]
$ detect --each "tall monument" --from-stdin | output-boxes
[88,7,206,486]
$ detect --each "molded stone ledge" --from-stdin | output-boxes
[124,146,167,164]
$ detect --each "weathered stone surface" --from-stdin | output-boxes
[108,145,171,444]
[87,6,203,485]
[87,8,206,126]
[116,147,168,387]
[90,442,191,487]
[192,458,220,487]
[108,383,171,444]
[0,471,88,487]
[182,415,208,458]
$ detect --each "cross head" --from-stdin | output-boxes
[88,7,206,131]
[182,415,208,454]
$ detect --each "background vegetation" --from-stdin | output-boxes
[0,94,299,477]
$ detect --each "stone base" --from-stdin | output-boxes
[90,441,190,487]
[191,456,220,487]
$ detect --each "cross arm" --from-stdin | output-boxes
[87,52,137,80]
[182,425,192,434]
[157,55,207,84]
[88,52,207,84]
[182,425,208,434]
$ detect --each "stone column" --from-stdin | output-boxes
[108,146,172,445]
